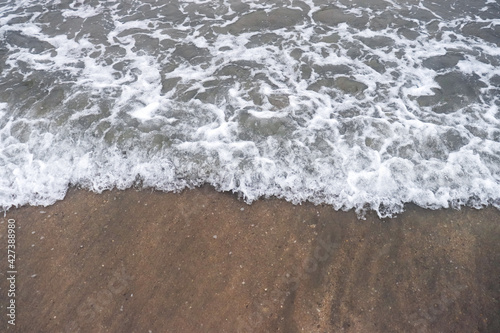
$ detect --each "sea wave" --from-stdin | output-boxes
[1,0,499,217]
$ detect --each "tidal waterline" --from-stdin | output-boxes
[0,0,499,216]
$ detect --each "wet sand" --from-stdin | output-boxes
[1,187,499,332]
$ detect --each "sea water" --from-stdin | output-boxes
[0,0,499,217]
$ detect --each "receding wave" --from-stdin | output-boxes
[1,0,499,217]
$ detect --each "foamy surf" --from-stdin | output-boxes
[0,0,499,217]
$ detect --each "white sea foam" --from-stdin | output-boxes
[0,0,499,217]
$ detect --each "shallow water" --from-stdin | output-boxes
[0,0,499,216]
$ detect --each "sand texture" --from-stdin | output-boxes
[1,187,499,332]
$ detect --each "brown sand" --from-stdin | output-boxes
[1,186,499,332]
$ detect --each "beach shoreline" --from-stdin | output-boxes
[1,186,499,332]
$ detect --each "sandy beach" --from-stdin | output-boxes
[1,187,499,332]
[1,1,500,332]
